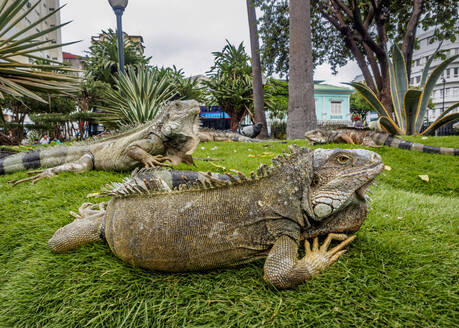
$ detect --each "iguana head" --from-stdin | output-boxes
[304,129,331,145]
[303,149,383,223]
[160,100,202,165]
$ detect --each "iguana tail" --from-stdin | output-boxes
[373,133,459,155]
[0,145,90,175]
[49,202,106,252]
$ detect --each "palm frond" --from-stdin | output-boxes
[0,0,79,102]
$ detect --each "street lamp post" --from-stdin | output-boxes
[441,76,446,113]
[108,0,128,74]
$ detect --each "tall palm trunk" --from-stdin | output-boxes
[287,0,316,139]
[246,0,268,138]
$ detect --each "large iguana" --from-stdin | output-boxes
[49,146,383,289]
[2,100,202,185]
[305,127,459,155]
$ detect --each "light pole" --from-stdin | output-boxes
[108,0,128,74]
[441,76,446,113]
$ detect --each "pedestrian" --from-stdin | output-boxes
[39,135,49,144]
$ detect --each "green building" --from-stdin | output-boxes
[313,82,353,123]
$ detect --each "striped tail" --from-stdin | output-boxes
[0,145,90,175]
[382,135,459,155]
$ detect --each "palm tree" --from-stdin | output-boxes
[246,0,268,138]
[287,0,317,139]
[84,29,150,86]
[0,0,79,102]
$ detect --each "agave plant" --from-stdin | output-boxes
[349,45,459,135]
[0,0,79,102]
[101,66,176,127]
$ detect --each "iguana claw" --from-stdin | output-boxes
[142,155,172,168]
[8,169,56,186]
[302,233,356,275]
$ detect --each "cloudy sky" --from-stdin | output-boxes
[60,0,359,85]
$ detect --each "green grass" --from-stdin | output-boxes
[1,137,458,327]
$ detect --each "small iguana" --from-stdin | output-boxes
[2,100,202,185]
[305,127,459,155]
[49,146,383,289]
[198,127,263,142]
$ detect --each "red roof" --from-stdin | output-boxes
[63,52,80,59]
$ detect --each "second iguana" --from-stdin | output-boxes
[49,146,383,289]
[3,100,202,185]
[305,127,459,155]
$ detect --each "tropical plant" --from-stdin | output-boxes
[349,45,459,135]
[0,0,79,102]
[156,66,204,102]
[204,41,255,130]
[101,66,176,127]
[84,29,150,86]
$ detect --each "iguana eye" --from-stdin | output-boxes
[336,154,351,164]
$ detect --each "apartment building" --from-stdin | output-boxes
[410,24,459,123]
[7,0,62,63]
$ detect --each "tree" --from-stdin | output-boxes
[204,41,255,130]
[350,91,372,122]
[287,0,316,139]
[255,0,458,115]
[85,29,150,86]
[246,0,268,138]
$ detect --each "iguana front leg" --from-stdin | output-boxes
[9,153,94,186]
[263,233,355,289]
[126,139,172,168]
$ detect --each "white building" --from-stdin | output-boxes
[8,0,62,63]
[410,24,459,123]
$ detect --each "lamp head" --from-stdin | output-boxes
[108,0,128,9]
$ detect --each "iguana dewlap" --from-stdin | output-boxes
[49,146,384,289]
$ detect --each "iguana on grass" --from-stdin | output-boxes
[305,127,459,155]
[198,127,263,142]
[49,146,383,289]
[2,100,202,185]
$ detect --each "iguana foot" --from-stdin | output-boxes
[301,233,356,276]
[142,155,172,168]
[8,169,56,186]
[70,202,107,219]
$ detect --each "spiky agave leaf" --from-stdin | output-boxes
[101,66,176,126]
[421,102,459,135]
[414,54,459,133]
[0,0,79,102]
[388,45,408,133]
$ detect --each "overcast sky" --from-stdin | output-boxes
[60,0,359,85]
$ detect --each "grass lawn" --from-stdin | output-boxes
[0,137,458,327]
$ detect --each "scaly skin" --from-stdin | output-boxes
[49,146,384,289]
[3,100,202,185]
[305,127,459,155]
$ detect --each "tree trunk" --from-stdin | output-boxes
[287,0,317,139]
[246,0,269,138]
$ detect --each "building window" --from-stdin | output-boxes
[454,67,458,78]
[446,68,450,79]
[416,76,420,83]
[445,88,450,97]
[456,48,459,55]
[330,101,342,116]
